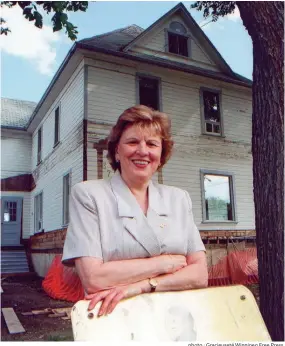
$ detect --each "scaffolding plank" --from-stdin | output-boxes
[2,308,25,334]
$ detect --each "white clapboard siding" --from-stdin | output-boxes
[86,58,254,230]
[32,63,84,170]
[1,130,32,179]
[87,60,251,144]
[1,191,31,239]
[133,14,218,71]
[87,66,136,124]
[30,63,84,235]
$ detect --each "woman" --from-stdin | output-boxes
[62,105,208,317]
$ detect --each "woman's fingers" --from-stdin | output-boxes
[98,289,118,316]
[86,291,109,311]
[107,291,125,314]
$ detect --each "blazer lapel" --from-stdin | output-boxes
[110,172,161,256]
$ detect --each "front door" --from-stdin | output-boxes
[1,197,23,246]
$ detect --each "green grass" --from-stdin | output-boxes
[44,333,73,341]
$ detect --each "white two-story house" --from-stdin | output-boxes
[1,3,253,276]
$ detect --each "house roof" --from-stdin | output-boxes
[27,3,251,130]
[78,3,252,86]
[80,24,144,51]
[1,97,37,129]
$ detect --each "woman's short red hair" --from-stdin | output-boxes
[107,105,174,172]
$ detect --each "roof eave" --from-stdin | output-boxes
[78,43,252,88]
[1,126,27,131]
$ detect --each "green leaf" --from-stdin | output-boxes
[59,12,68,24]
[34,10,43,28]
[52,13,62,32]
[1,27,11,35]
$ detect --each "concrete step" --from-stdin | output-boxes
[1,250,30,274]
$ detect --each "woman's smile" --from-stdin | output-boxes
[116,124,162,184]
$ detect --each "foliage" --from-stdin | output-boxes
[191,1,236,21]
[0,1,89,40]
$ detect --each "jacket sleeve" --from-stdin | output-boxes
[62,182,103,266]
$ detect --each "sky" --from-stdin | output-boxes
[1,1,253,103]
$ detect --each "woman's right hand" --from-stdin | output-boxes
[155,254,187,274]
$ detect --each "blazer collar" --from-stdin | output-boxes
[110,171,169,217]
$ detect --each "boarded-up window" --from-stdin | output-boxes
[54,106,60,146]
[168,32,188,57]
[34,192,43,233]
[37,127,42,164]
[202,173,235,222]
[202,90,221,135]
[63,173,70,225]
[138,76,160,110]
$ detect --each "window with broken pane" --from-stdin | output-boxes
[203,90,221,135]
[203,174,234,221]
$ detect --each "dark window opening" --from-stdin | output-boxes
[168,32,188,57]
[203,91,221,134]
[54,106,60,146]
[138,77,159,110]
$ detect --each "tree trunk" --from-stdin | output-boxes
[237,2,284,341]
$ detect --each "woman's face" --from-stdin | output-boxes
[116,124,162,185]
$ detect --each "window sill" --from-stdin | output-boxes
[34,229,44,234]
[201,221,238,224]
[62,223,69,228]
[53,141,61,150]
[201,133,226,139]
[165,50,191,60]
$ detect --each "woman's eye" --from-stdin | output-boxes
[148,142,158,147]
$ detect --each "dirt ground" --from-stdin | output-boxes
[1,275,74,341]
[1,275,260,342]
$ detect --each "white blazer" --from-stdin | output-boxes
[62,172,205,265]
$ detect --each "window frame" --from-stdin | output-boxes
[136,73,162,111]
[200,87,224,137]
[54,105,60,148]
[200,169,237,223]
[37,127,43,165]
[62,171,71,226]
[34,191,43,233]
[164,28,192,58]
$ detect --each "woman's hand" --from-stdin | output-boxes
[85,280,147,316]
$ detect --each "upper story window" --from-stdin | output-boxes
[200,88,224,136]
[166,22,190,57]
[37,127,42,165]
[201,170,236,222]
[137,75,161,110]
[54,106,60,147]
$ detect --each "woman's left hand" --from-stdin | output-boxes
[85,281,145,316]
